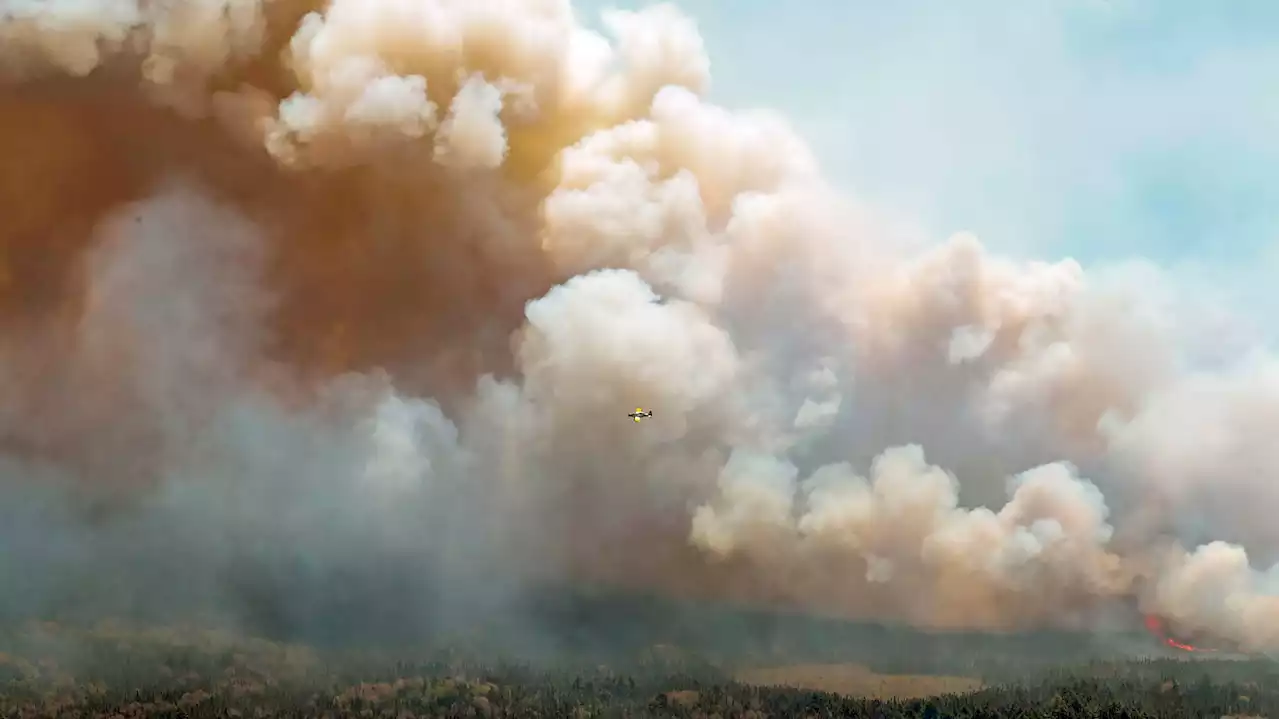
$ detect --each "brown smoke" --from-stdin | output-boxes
[0,0,1274,654]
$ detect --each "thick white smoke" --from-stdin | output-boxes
[0,0,1274,655]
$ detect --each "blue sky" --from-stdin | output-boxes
[579,0,1278,334]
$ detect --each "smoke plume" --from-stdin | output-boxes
[0,0,1275,655]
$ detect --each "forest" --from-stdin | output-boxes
[0,591,1274,718]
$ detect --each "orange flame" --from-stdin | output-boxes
[1143,614,1217,653]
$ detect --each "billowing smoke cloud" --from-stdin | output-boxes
[0,0,1274,655]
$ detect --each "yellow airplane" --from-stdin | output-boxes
[628,407,653,422]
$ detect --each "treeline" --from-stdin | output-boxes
[1,665,1274,718]
[0,622,1275,719]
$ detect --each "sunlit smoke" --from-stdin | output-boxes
[0,0,1274,655]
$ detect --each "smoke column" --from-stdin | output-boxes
[0,0,1275,655]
